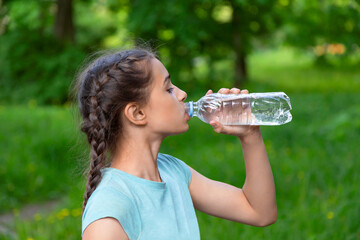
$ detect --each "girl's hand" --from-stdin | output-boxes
[206,88,260,138]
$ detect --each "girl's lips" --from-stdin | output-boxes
[185,112,190,121]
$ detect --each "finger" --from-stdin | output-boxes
[206,89,213,95]
[230,88,241,94]
[218,88,230,94]
[241,89,249,94]
[209,120,223,134]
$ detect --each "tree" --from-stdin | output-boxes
[0,0,8,35]
[126,0,282,88]
[54,0,75,43]
[281,0,360,64]
[0,0,85,105]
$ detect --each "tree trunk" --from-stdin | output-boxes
[234,50,247,88]
[231,3,247,88]
[54,0,74,43]
[0,0,9,35]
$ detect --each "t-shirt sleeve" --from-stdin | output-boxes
[82,187,140,239]
[159,153,192,187]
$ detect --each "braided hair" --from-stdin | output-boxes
[74,49,156,212]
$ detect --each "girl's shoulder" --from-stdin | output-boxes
[86,169,135,209]
[158,153,192,186]
[158,153,186,168]
[86,174,133,209]
[82,183,140,238]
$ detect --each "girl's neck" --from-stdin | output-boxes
[110,136,163,182]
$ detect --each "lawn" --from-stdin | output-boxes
[1,48,359,239]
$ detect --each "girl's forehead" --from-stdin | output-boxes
[152,58,168,80]
[148,58,169,92]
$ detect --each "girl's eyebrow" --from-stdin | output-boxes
[163,75,170,86]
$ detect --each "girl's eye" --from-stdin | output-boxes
[167,88,174,93]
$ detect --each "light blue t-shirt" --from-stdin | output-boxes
[82,153,200,240]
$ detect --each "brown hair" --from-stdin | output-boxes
[73,48,156,212]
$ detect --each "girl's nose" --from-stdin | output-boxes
[179,89,187,102]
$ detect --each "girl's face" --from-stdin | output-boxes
[144,58,190,137]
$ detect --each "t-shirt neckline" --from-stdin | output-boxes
[102,167,167,190]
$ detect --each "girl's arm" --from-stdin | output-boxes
[82,218,129,240]
[188,88,277,227]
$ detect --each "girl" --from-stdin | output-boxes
[74,48,277,240]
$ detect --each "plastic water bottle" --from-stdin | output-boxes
[184,92,292,126]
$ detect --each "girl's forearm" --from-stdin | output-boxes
[239,129,277,223]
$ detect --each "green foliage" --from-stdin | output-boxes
[0,0,124,105]
[280,0,360,65]
[0,31,87,105]
[0,0,87,105]
[283,0,360,47]
[1,0,359,105]
[126,0,283,88]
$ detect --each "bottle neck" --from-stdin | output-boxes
[185,101,199,117]
[192,101,199,117]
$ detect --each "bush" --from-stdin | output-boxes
[0,30,87,105]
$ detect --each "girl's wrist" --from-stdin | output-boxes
[238,126,262,144]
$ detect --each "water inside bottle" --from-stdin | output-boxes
[249,94,292,125]
[216,98,253,125]
[198,94,292,125]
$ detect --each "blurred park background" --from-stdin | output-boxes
[0,0,359,239]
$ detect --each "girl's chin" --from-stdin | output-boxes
[165,124,189,136]
[176,124,190,134]
[182,123,189,132]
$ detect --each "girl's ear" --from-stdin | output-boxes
[124,102,147,126]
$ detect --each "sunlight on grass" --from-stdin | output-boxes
[248,47,360,93]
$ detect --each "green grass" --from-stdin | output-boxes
[0,105,87,213]
[1,48,360,239]
[247,48,360,93]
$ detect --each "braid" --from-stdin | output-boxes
[74,49,156,213]
[82,70,111,212]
